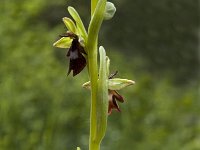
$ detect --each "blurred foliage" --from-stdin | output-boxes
[0,0,199,150]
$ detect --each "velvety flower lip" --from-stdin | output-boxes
[108,89,124,115]
[60,32,87,76]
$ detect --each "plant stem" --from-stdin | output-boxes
[90,141,100,150]
[87,0,106,149]
[87,40,99,150]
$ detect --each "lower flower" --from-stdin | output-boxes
[83,71,135,115]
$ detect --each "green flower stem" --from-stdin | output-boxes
[87,39,98,150]
[87,0,106,150]
[90,141,100,150]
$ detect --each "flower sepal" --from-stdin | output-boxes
[62,17,77,33]
[108,78,135,90]
[82,78,135,90]
[53,37,72,48]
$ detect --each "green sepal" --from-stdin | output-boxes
[53,37,72,48]
[62,17,76,33]
[83,78,135,91]
[108,78,135,90]
[68,6,88,41]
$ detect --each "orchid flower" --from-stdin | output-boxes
[82,60,135,115]
[53,7,88,76]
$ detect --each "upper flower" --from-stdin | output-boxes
[59,31,87,76]
[53,7,88,76]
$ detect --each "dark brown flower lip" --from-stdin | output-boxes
[109,90,124,103]
[60,32,87,76]
[108,98,121,115]
[108,89,124,115]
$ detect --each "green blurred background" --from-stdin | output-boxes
[0,0,199,150]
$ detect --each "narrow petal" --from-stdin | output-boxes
[108,71,118,79]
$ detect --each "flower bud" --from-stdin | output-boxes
[104,2,116,20]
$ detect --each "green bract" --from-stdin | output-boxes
[95,46,108,143]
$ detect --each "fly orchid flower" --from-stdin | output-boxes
[53,7,88,76]
[59,31,87,76]
[82,67,135,115]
